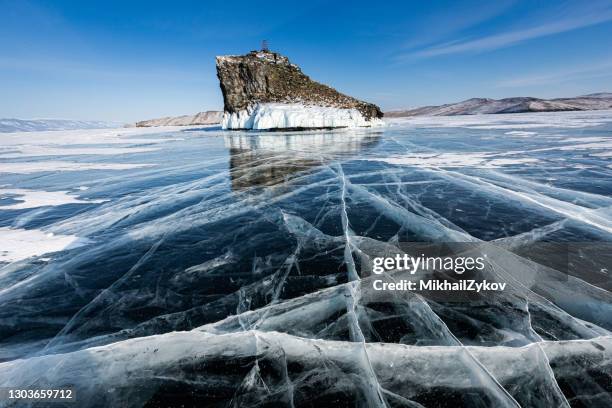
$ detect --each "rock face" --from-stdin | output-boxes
[216,50,383,130]
[386,94,612,117]
[133,111,223,127]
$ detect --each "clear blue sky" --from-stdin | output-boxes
[1,0,611,122]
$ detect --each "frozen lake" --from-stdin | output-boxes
[1,111,611,407]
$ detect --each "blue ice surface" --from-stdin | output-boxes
[0,111,611,407]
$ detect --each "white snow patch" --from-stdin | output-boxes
[505,131,537,136]
[556,140,612,151]
[373,153,539,168]
[0,127,169,174]
[0,145,159,158]
[0,161,154,174]
[559,137,609,143]
[222,103,384,130]
[0,127,185,145]
[0,188,105,210]
[0,227,91,263]
[487,158,539,166]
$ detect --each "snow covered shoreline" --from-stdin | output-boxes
[222,103,385,130]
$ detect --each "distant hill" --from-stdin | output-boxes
[0,118,119,133]
[385,93,612,117]
[581,92,612,98]
[131,111,223,127]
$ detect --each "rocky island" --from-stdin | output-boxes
[216,49,383,130]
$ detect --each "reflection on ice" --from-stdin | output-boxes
[226,131,381,190]
[224,130,382,153]
[0,111,611,406]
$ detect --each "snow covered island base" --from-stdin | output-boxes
[221,103,385,130]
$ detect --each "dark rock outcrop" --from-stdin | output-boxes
[215,50,383,121]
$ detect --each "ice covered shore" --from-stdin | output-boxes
[222,103,385,130]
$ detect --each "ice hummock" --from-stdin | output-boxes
[222,103,385,130]
[0,330,608,407]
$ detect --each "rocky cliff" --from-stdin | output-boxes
[386,93,612,117]
[133,111,223,127]
[216,50,383,130]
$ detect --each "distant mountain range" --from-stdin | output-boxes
[0,118,119,133]
[385,93,612,117]
[4,93,611,132]
[131,111,223,127]
[0,112,224,133]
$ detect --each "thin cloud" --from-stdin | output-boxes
[397,2,612,61]
[400,0,516,50]
[497,60,612,88]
